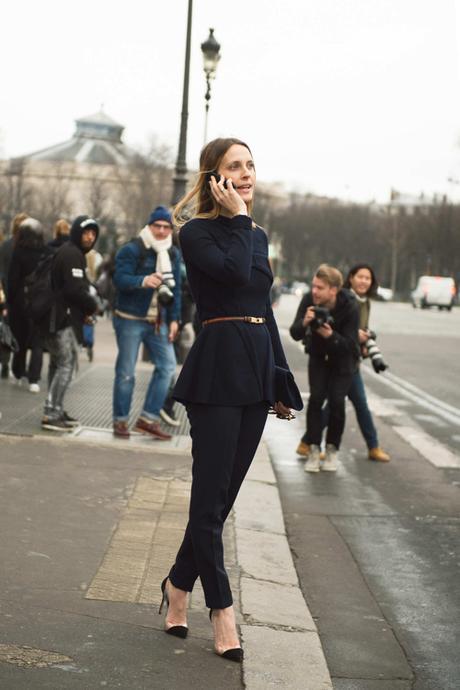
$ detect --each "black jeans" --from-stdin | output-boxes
[169,401,268,609]
[10,315,44,384]
[321,367,379,450]
[304,357,354,449]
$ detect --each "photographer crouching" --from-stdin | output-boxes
[290,264,360,473]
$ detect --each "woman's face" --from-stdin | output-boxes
[217,144,256,204]
[350,268,373,296]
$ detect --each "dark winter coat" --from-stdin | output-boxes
[51,224,98,343]
[7,244,52,343]
[47,235,70,251]
[290,289,360,375]
[173,214,295,407]
[0,237,14,299]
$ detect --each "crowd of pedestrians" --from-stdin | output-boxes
[0,206,189,437]
[0,200,390,469]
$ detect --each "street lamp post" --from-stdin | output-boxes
[201,28,221,145]
[171,0,193,206]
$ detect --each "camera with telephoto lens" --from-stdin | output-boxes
[310,306,334,331]
[365,330,388,373]
[157,272,176,306]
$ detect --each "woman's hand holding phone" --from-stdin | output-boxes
[208,173,248,217]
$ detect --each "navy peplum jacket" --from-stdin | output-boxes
[173,214,292,407]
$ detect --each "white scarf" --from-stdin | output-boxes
[350,288,368,304]
[139,225,172,273]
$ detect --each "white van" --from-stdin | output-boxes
[411,276,456,311]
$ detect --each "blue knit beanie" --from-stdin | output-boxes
[147,206,172,226]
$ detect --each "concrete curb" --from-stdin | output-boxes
[234,442,333,689]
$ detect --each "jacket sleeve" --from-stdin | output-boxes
[324,301,360,359]
[113,244,146,292]
[6,249,22,307]
[289,294,311,341]
[179,216,253,286]
[166,249,182,323]
[59,253,97,315]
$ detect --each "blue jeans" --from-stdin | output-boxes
[112,316,176,423]
[320,368,378,449]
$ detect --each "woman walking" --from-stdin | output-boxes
[344,264,390,462]
[159,138,301,661]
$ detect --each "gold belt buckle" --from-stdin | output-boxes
[246,317,264,324]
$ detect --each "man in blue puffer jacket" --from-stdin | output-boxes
[112,206,181,439]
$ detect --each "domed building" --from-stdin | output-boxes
[0,111,173,244]
[27,111,132,167]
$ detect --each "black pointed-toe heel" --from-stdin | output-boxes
[159,577,188,639]
[209,609,244,663]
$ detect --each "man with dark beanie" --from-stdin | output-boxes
[41,215,99,431]
[112,205,181,439]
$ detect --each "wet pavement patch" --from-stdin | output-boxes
[0,643,73,668]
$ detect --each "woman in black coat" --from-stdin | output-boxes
[159,138,301,661]
[7,219,49,390]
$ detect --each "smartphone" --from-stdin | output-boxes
[206,170,231,189]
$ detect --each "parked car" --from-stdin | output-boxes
[290,281,310,297]
[411,276,456,311]
[375,286,394,301]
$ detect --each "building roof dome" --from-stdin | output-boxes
[24,110,132,166]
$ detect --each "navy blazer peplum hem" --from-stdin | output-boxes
[173,214,298,408]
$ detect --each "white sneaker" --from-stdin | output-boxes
[322,444,338,472]
[305,445,321,473]
[29,383,40,393]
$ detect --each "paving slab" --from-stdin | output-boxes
[245,443,277,484]
[234,480,286,534]
[240,577,316,631]
[241,625,332,690]
[235,527,298,586]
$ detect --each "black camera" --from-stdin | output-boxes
[310,306,334,331]
[157,272,176,306]
[365,330,388,373]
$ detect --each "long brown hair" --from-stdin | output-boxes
[173,137,254,228]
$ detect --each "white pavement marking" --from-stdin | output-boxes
[365,392,407,418]
[363,366,460,427]
[413,414,448,428]
[235,442,333,689]
[392,426,460,469]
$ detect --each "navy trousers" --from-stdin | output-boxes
[169,401,268,609]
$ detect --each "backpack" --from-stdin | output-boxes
[23,253,58,332]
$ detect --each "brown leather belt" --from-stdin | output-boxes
[202,316,266,326]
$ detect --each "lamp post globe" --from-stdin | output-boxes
[201,28,221,144]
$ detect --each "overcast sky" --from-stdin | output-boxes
[1,0,460,202]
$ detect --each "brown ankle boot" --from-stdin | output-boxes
[134,417,172,440]
[113,421,130,439]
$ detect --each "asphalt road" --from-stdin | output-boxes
[266,295,460,690]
